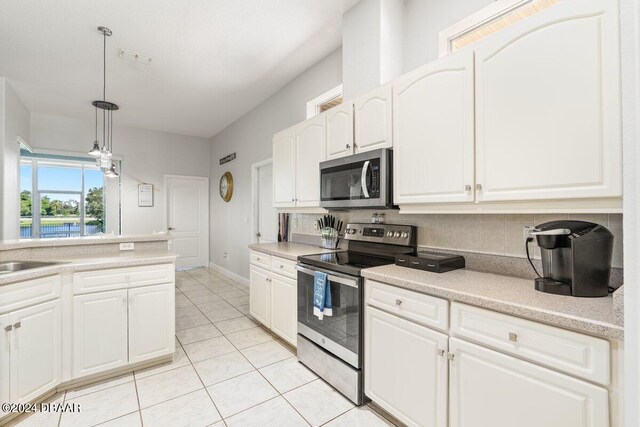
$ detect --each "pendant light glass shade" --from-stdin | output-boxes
[104,163,119,178]
[88,140,101,156]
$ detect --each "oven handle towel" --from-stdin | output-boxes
[313,271,333,320]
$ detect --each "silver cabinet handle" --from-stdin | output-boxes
[291,198,295,202]
[395,299,402,306]
[13,322,21,329]
[475,184,482,191]
[465,184,472,192]
[4,325,12,332]
[437,349,445,357]
[279,265,284,269]
[509,332,518,342]
[346,144,351,149]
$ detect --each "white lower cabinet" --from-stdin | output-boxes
[128,283,175,364]
[249,265,272,328]
[8,300,62,404]
[73,290,128,377]
[270,274,297,346]
[449,337,609,427]
[365,306,448,427]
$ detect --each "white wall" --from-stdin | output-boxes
[209,48,342,279]
[0,79,30,240]
[29,113,211,235]
[403,0,493,71]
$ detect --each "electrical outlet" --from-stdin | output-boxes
[119,242,135,251]
[313,220,318,230]
[523,225,535,242]
[223,252,228,260]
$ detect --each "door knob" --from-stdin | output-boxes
[346,144,351,149]
[465,184,472,192]
[168,227,175,231]
[256,232,261,238]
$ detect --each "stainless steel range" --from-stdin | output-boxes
[296,223,417,405]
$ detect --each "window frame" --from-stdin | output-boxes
[306,84,343,118]
[20,156,107,239]
[439,0,542,57]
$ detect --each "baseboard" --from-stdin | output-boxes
[209,262,249,287]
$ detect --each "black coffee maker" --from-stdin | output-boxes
[529,220,613,297]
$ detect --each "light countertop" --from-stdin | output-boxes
[362,264,623,341]
[0,250,177,286]
[249,242,338,261]
[0,234,172,251]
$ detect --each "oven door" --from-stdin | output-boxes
[296,263,362,368]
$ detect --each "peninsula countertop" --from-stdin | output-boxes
[362,264,623,341]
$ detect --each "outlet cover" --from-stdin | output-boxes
[523,225,535,242]
[120,242,135,251]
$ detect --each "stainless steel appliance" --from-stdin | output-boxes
[527,220,614,297]
[296,223,416,404]
[319,148,394,209]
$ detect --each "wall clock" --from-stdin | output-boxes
[219,171,234,202]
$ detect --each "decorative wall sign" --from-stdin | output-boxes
[219,153,236,165]
[138,184,154,207]
[219,172,234,202]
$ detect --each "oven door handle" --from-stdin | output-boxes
[295,265,359,289]
[361,160,370,199]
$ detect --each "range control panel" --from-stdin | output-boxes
[344,223,416,246]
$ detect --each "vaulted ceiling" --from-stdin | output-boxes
[0,0,358,138]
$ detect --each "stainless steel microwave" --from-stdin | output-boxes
[319,148,394,209]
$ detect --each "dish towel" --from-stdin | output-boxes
[313,271,333,320]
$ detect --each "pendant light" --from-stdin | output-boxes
[88,26,119,178]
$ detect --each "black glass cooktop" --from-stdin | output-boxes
[298,251,395,276]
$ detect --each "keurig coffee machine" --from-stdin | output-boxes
[527,220,613,297]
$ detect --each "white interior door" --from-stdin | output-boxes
[165,175,209,269]
[257,162,278,243]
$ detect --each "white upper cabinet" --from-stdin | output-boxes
[326,103,354,160]
[394,50,475,205]
[272,127,296,208]
[295,114,326,207]
[449,338,609,427]
[474,0,621,202]
[354,85,393,153]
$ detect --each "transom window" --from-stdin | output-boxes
[20,152,110,239]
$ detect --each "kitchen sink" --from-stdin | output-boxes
[0,261,63,274]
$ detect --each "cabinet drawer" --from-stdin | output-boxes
[451,302,610,385]
[0,275,61,314]
[250,251,271,270]
[73,263,174,294]
[365,280,449,332]
[270,256,297,279]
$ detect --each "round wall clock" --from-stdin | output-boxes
[219,171,234,202]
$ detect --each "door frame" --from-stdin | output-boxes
[250,158,273,244]
[163,174,210,267]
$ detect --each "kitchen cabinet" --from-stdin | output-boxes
[365,305,448,427]
[354,85,392,153]
[449,337,609,427]
[73,290,128,377]
[128,283,175,364]
[8,300,61,404]
[270,274,297,346]
[272,127,296,208]
[249,264,271,328]
[326,102,354,160]
[0,314,9,406]
[393,50,475,204]
[474,0,621,202]
[295,114,326,207]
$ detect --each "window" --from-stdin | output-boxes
[20,151,114,239]
[306,84,344,118]
[439,0,562,57]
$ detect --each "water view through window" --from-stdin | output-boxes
[20,156,106,239]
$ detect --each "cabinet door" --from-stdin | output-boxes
[295,114,326,207]
[326,103,354,160]
[273,127,296,208]
[0,314,10,405]
[354,85,392,153]
[129,283,175,364]
[249,265,271,328]
[393,50,475,204]
[73,290,128,378]
[270,274,297,347]
[365,306,448,427]
[10,300,61,403]
[449,338,609,427]
[475,0,621,202]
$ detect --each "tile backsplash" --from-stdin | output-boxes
[291,212,624,269]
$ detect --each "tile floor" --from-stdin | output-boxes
[13,267,396,427]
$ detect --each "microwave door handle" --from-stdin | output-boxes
[361,160,370,198]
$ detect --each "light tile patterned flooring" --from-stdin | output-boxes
[14,267,396,427]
